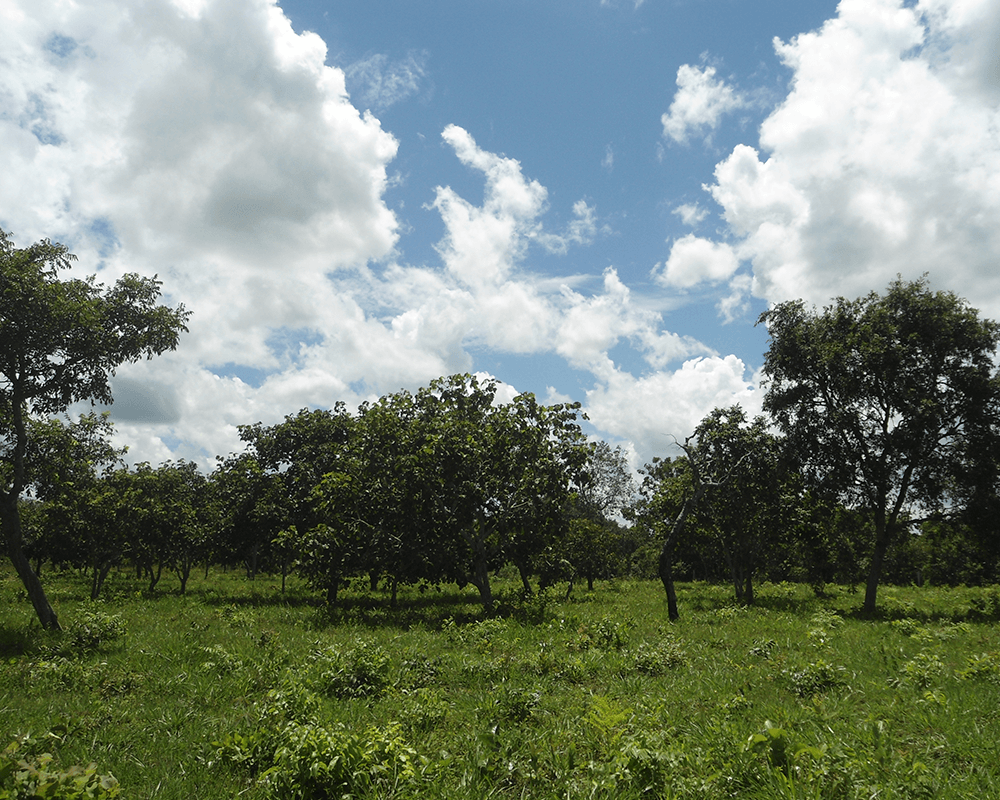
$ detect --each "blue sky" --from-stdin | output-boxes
[3,0,1000,470]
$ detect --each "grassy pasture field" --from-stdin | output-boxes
[3,567,1000,799]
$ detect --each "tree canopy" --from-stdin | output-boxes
[758,276,1000,612]
[1,227,190,628]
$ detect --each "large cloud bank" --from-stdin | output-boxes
[706,0,1000,317]
[2,0,754,469]
[4,0,998,472]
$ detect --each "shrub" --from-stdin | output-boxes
[571,616,632,651]
[249,722,425,800]
[401,688,451,733]
[67,610,126,652]
[493,587,552,624]
[309,641,391,699]
[0,736,119,799]
[484,684,542,723]
[748,639,777,658]
[957,651,1000,684]
[893,651,946,690]
[788,659,848,697]
[632,640,686,675]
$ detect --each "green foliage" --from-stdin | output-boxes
[1,226,190,629]
[66,610,125,653]
[894,651,947,690]
[957,651,1000,684]
[787,659,848,697]
[6,572,1000,799]
[0,737,119,799]
[492,587,553,624]
[746,720,825,778]
[571,615,632,651]
[759,276,1000,613]
[260,722,424,800]
[631,639,686,674]
[485,684,542,724]
[308,641,391,699]
[400,688,451,733]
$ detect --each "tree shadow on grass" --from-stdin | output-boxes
[195,587,321,609]
[0,622,45,658]
[305,590,485,631]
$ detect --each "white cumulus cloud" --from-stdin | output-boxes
[584,355,762,466]
[708,0,1000,316]
[662,64,746,145]
[655,234,741,289]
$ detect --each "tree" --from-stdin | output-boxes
[0,227,189,628]
[759,276,1000,613]
[689,407,784,606]
[22,412,126,582]
[130,460,213,594]
[238,406,354,591]
[576,441,636,523]
[555,442,636,593]
[211,452,285,580]
[634,446,715,621]
[425,376,588,610]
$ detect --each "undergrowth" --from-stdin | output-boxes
[2,569,1000,798]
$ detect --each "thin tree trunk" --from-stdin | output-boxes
[865,513,890,614]
[516,561,533,595]
[658,483,706,621]
[471,557,493,612]
[326,574,340,606]
[148,560,164,593]
[659,537,679,621]
[2,494,61,630]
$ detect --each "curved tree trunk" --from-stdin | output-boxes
[2,494,61,629]
[658,481,707,622]
[658,538,679,622]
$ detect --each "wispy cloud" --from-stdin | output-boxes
[345,50,428,112]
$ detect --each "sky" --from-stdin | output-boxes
[2,0,1000,472]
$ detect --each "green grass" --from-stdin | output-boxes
[3,568,1000,798]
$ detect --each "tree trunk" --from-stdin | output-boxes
[326,574,341,606]
[1,493,61,630]
[658,482,707,621]
[659,538,679,621]
[471,557,493,612]
[516,561,533,595]
[245,542,259,580]
[148,561,164,593]
[464,522,496,613]
[864,513,891,614]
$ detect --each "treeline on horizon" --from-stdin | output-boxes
[12,374,999,611]
[4,225,1000,629]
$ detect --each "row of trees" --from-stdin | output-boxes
[4,225,1000,627]
[15,383,634,612]
[633,277,1000,616]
